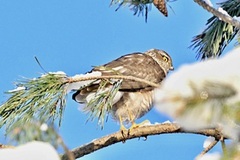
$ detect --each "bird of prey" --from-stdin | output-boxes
[72,49,174,130]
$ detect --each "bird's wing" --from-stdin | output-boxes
[72,52,165,103]
[92,53,166,91]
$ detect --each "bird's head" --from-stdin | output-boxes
[145,49,174,74]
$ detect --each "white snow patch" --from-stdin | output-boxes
[217,7,230,20]
[67,71,102,93]
[203,136,215,148]
[8,86,26,92]
[154,47,240,137]
[48,71,66,75]
[41,71,66,77]
[203,0,213,7]
[233,16,240,21]
[162,120,171,124]
[0,141,60,160]
[40,123,48,131]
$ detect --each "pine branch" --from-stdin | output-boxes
[110,0,170,22]
[0,72,159,144]
[67,75,159,87]
[83,80,123,127]
[194,0,240,29]
[0,73,67,134]
[191,0,240,59]
[110,0,152,22]
[61,123,224,160]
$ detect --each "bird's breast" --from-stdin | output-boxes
[111,91,154,123]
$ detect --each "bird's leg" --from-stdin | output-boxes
[127,109,140,135]
[119,116,128,138]
[127,109,151,132]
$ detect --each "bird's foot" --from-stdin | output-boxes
[131,120,151,129]
[119,120,151,142]
[128,120,151,135]
[120,124,128,143]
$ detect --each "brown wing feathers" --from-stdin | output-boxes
[72,52,166,102]
[93,53,166,90]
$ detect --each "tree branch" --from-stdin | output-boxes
[61,123,224,160]
[194,0,240,29]
[67,75,160,88]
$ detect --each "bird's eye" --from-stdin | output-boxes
[163,56,168,62]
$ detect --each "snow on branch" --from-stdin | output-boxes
[191,0,240,59]
[154,47,240,140]
[194,0,240,29]
[0,141,60,160]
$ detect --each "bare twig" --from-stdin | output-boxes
[57,134,75,160]
[220,136,227,154]
[195,139,219,159]
[67,75,160,88]
[194,0,240,29]
[61,123,224,160]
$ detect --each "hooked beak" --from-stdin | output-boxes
[170,66,174,70]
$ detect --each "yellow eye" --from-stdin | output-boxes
[163,56,168,62]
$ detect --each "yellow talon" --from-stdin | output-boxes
[129,120,151,130]
[119,108,151,136]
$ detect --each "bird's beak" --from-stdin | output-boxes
[170,66,174,70]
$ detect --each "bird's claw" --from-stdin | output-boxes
[130,120,151,129]
[120,124,128,142]
[127,120,151,135]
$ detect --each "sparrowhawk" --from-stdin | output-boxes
[72,49,174,130]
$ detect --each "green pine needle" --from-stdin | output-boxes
[182,81,240,124]
[84,79,122,128]
[10,121,60,147]
[0,70,124,143]
[190,0,240,59]
[111,0,153,22]
[0,73,68,135]
[185,81,236,106]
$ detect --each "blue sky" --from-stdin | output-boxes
[0,0,234,159]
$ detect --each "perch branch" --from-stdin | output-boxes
[61,123,224,160]
[194,0,240,29]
